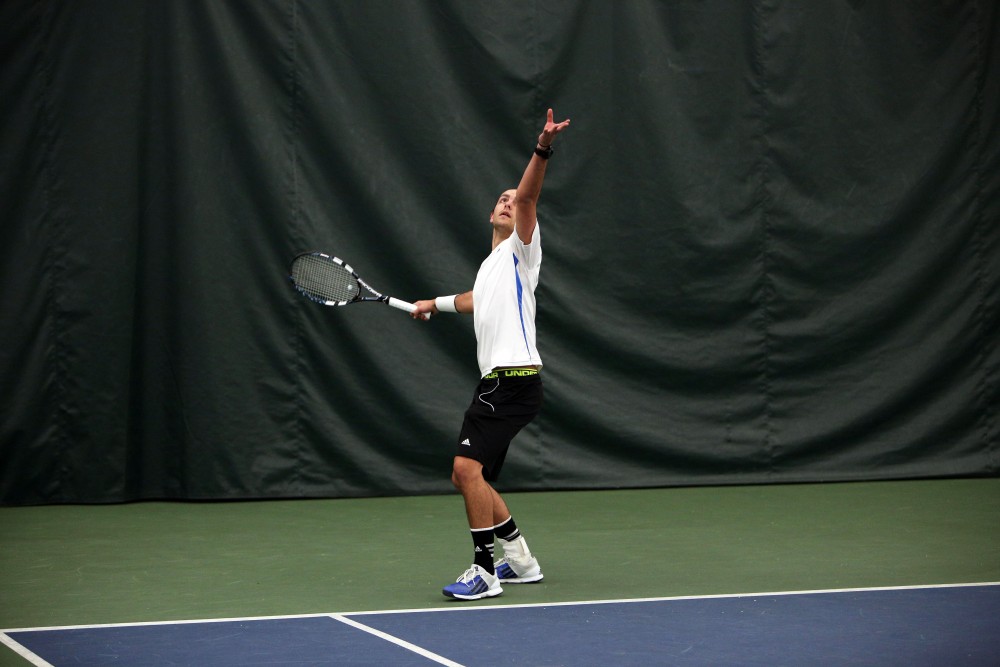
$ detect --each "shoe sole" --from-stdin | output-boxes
[498,573,544,584]
[444,586,503,600]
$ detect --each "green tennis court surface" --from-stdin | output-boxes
[1,480,997,665]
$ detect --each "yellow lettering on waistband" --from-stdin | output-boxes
[482,367,539,380]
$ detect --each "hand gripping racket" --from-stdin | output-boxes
[289,252,426,317]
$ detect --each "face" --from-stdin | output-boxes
[489,189,517,232]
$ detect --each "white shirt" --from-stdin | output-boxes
[473,222,543,377]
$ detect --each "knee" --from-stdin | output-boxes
[451,457,483,490]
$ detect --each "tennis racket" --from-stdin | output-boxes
[289,252,426,317]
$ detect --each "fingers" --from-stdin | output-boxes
[410,300,436,321]
[543,108,570,135]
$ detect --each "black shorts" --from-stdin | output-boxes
[457,369,543,482]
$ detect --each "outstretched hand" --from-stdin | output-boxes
[538,108,570,147]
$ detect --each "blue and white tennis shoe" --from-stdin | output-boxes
[494,535,544,583]
[442,565,503,600]
[494,555,544,583]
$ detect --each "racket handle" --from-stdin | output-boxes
[388,297,431,319]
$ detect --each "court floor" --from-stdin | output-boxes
[4,584,1000,665]
[1,480,998,665]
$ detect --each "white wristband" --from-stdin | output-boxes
[435,295,458,313]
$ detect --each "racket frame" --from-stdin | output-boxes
[290,251,422,315]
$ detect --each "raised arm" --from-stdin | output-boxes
[514,108,571,245]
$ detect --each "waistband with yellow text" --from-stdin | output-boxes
[483,367,540,380]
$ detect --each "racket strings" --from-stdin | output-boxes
[292,255,358,302]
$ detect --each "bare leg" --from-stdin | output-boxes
[488,485,511,526]
[441,456,507,599]
[452,456,495,529]
[452,456,514,528]
[450,455,541,585]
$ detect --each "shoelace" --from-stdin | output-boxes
[456,567,479,583]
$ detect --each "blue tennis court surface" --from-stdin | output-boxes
[4,584,999,666]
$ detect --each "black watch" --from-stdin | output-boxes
[534,144,554,159]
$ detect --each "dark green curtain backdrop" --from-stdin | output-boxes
[1,1,997,504]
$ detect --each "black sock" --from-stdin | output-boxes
[471,527,495,573]
[494,516,521,542]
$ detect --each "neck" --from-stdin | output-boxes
[491,227,512,250]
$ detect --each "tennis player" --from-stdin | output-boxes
[411,108,571,600]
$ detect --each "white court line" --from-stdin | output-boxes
[343,580,1000,617]
[2,581,998,634]
[0,633,54,667]
[0,612,333,634]
[0,613,467,667]
[0,617,336,667]
[329,614,465,667]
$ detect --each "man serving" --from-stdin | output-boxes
[412,108,571,600]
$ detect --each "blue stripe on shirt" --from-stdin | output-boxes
[513,254,531,354]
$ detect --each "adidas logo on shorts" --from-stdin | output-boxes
[461,438,471,446]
